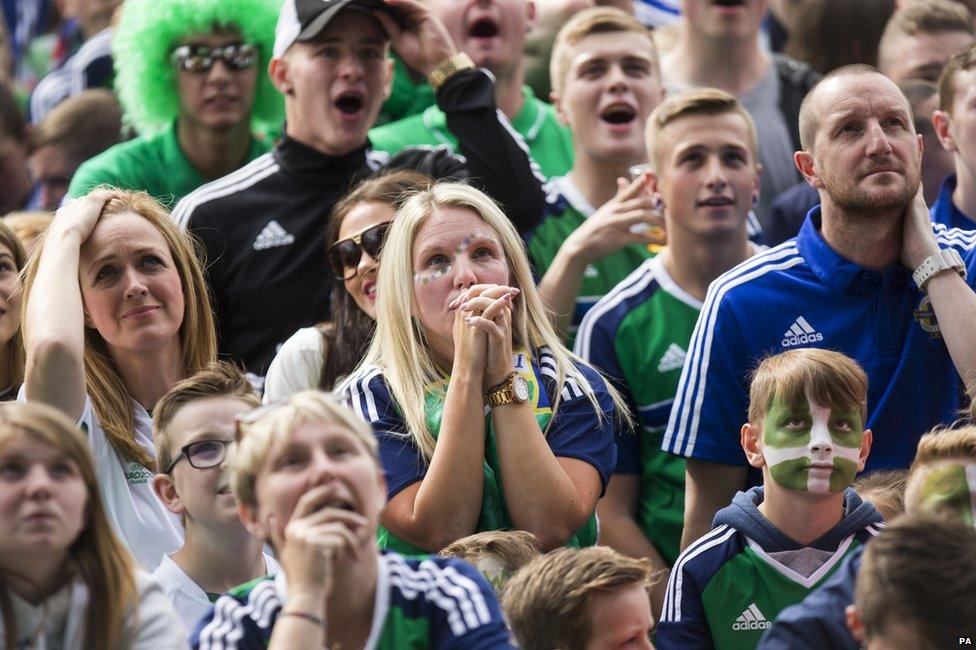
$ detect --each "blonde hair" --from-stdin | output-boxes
[153,361,260,472]
[440,530,541,590]
[550,7,658,97]
[0,401,136,650]
[3,211,52,254]
[878,0,974,76]
[646,87,759,171]
[22,188,217,469]
[0,219,26,390]
[851,469,907,521]
[232,390,379,509]
[748,348,868,429]
[358,181,630,462]
[905,425,976,510]
[502,546,657,650]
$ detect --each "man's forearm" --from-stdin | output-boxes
[924,271,976,386]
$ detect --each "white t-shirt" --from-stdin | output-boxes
[151,552,280,634]
[262,327,324,403]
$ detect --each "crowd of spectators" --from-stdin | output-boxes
[1,0,976,648]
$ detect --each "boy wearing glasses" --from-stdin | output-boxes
[67,0,283,208]
[151,362,279,634]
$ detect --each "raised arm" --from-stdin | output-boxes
[23,192,108,420]
[375,0,546,233]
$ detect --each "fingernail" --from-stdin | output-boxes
[465,316,473,323]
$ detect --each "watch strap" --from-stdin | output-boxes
[913,248,966,291]
[427,53,475,92]
[485,372,518,408]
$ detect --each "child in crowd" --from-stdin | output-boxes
[439,530,541,592]
[851,469,907,521]
[761,424,976,650]
[195,391,514,649]
[503,546,657,650]
[150,362,278,633]
[658,348,882,649]
[845,514,976,648]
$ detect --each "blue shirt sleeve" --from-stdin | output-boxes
[546,361,618,493]
[426,558,517,650]
[757,548,861,650]
[662,283,751,465]
[655,544,716,650]
[342,369,426,499]
[575,300,639,475]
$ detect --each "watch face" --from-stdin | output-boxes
[513,376,530,401]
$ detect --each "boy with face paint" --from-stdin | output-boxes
[657,348,883,650]
[759,425,976,650]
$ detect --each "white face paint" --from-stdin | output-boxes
[761,391,864,494]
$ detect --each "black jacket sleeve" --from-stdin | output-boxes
[436,68,547,234]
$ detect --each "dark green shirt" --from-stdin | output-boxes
[68,121,271,208]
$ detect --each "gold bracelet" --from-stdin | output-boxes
[428,53,475,92]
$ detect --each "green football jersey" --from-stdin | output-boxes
[530,175,655,346]
[369,86,574,179]
[575,255,700,565]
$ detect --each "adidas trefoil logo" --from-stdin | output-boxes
[780,315,823,348]
[657,343,687,373]
[253,220,295,250]
[732,603,771,631]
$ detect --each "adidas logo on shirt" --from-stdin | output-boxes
[253,220,295,250]
[781,315,824,348]
[732,603,772,631]
[657,343,687,373]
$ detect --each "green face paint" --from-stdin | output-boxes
[916,463,976,528]
[761,392,864,494]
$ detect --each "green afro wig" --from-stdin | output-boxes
[112,0,284,135]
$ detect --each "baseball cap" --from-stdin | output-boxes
[273,0,392,59]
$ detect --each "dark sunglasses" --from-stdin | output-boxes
[327,221,392,281]
[164,439,233,473]
[171,43,258,73]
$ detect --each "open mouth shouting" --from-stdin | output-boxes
[469,16,500,40]
[599,102,637,132]
[334,90,366,121]
[712,0,745,6]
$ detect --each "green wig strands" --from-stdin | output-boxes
[112,0,284,135]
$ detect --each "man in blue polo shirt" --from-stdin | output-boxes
[665,63,976,549]
[932,42,976,230]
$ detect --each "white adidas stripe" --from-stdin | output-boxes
[665,244,804,456]
[664,524,736,622]
[173,154,278,229]
[575,257,658,360]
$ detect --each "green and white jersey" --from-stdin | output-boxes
[656,487,883,650]
[193,553,515,649]
[575,255,701,565]
[369,86,573,179]
[528,175,656,345]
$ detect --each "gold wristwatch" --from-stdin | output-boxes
[428,52,475,92]
[485,372,530,408]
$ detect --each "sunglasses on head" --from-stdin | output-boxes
[327,221,392,281]
[171,42,259,73]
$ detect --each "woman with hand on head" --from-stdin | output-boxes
[342,182,629,553]
[263,169,433,401]
[0,401,187,649]
[0,220,27,402]
[195,391,513,649]
[22,188,217,570]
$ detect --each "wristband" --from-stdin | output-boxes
[912,248,966,292]
[427,53,475,92]
[280,610,327,632]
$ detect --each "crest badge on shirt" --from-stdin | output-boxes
[913,295,942,339]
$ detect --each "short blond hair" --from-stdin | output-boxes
[502,546,656,650]
[852,469,907,521]
[550,7,657,97]
[747,348,868,429]
[904,425,976,509]
[878,0,974,75]
[440,530,541,590]
[231,391,378,508]
[645,87,758,172]
[3,211,52,251]
[152,361,260,472]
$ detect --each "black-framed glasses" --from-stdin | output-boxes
[164,439,233,473]
[171,43,259,73]
[327,221,392,281]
